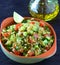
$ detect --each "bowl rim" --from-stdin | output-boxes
[0,17,57,58]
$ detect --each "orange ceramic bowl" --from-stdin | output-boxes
[0,17,57,64]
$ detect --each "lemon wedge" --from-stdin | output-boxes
[13,11,24,23]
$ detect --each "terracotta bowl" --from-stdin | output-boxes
[0,17,57,64]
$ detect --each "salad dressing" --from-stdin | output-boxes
[28,0,59,21]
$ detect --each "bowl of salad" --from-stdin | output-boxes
[0,14,57,64]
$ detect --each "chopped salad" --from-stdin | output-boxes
[1,18,54,57]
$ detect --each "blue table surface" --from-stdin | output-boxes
[0,0,60,65]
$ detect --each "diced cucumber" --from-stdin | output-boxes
[43,31,46,34]
[24,46,28,52]
[50,39,54,43]
[23,32,28,36]
[29,30,34,35]
[41,42,46,47]
[46,36,50,40]
[11,31,16,34]
[46,31,50,34]
[10,34,16,42]
[40,39,48,47]
[23,23,29,27]
[5,40,12,47]
[32,26,38,32]
[15,46,20,50]
[7,25,15,31]
[16,37,22,43]
[43,39,48,44]
[27,20,31,22]
[34,45,39,49]
[19,26,26,31]
[35,49,41,56]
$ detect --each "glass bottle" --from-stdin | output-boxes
[28,0,59,21]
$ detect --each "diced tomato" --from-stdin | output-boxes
[34,33,39,38]
[50,30,52,35]
[30,21,35,24]
[28,51,34,56]
[2,32,11,37]
[45,44,51,51]
[39,20,45,27]
[44,34,50,37]
[15,23,22,31]
[28,38,33,43]
[13,50,20,55]
[20,48,24,53]
[28,36,35,43]
[45,46,49,51]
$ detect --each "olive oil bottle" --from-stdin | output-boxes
[28,0,59,21]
